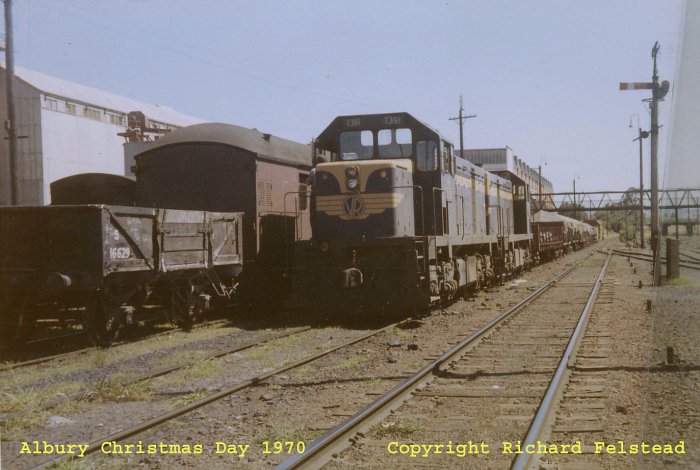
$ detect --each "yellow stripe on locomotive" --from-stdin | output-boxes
[312,160,415,236]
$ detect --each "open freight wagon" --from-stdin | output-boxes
[0,205,243,348]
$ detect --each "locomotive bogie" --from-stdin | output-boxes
[292,237,427,313]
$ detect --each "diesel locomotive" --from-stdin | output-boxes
[293,112,534,312]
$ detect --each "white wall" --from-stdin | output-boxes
[665,0,700,189]
[41,106,126,204]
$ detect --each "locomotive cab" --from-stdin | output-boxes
[293,113,460,311]
[311,113,446,240]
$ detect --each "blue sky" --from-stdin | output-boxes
[4,0,686,192]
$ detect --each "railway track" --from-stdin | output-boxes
[609,249,700,271]
[1,318,230,371]
[1,326,311,422]
[30,320,407,469]
[278,251,611,469]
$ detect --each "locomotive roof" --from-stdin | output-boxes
[140,123,312,168]
[316,112,449,149]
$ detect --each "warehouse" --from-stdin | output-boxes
[0,65,202,205]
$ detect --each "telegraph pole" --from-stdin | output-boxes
[650,42,667,286]
[449,95,476,157]
[620,41,669,285]
[3,0,19,205]
[632,126,649,248]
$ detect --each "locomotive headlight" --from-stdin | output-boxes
[347,178,359,190]
[320,241,330,252]
[345,167,358,178]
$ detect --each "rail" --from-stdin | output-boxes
[277,251,601,470]
[31,320,406,469]
[511,251,611,470]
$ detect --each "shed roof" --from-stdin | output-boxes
[3,64,204,127]
[141,122,312,168]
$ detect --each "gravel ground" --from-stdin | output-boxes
[1,324,367,469]
[4,239,665,470]
[25,243,602,470]
[636,235,700,469]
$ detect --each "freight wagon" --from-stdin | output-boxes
[0,204,242,348]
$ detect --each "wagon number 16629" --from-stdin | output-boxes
[109,247,131,259]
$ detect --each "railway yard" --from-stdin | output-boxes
[2,236,698,469]
[2,1,699,468]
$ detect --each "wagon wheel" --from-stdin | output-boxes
[170,282,195,332]
[82,294,122,348]
[0,293,35,351]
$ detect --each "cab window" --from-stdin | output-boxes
[378,128,412,158]
[416,140,438,171]
[339,131,374,160]
[442,142,453,173]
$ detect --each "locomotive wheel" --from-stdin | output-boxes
[82,295,122,348]
[0,294,35,351]
[170,282,195,331]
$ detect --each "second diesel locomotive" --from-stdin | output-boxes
[293,112,534,312]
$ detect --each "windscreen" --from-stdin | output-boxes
[339,130,374,160]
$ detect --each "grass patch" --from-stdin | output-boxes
[361,378,383,388]
[171,389,208,407]
[0,381,83,414]
[291,366,314,379]
[241,346,271,361]
[3,325,240,390]
[330,355,367,371]
[153,349,204,369]
[269,333,307,348]
[85,375,151,402]
[664,276,697,286]
[1,401,77,441]
[157,357,223,387]
[266,383,282,390]
[93,349,108,366]
[369,419,420,439]
[183,358,222,379]
[47,460,88,470]
[392,327,408,339]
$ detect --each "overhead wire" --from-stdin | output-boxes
[41,0,400,110]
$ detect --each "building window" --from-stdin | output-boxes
[84,107,101,120]
[44,97,59,111]
[108,113,125,125]
[65,102,76,114]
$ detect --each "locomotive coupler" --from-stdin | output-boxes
[340,268,363,288]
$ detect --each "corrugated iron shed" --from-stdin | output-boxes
[4,64,204,127]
